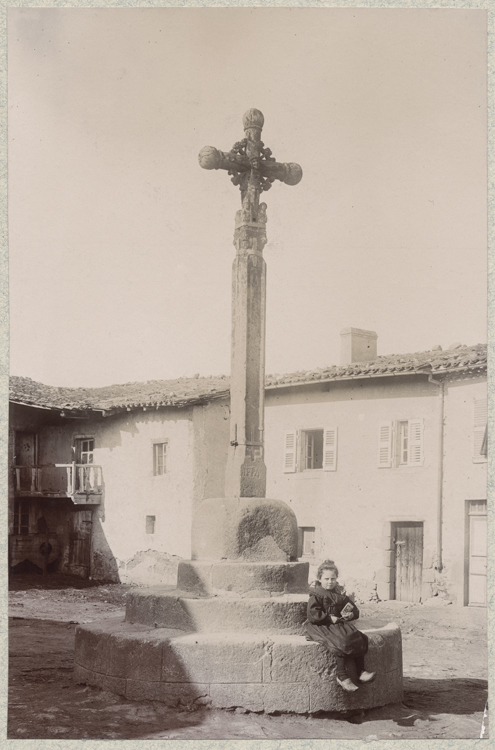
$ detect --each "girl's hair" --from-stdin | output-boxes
[317,559,339,579]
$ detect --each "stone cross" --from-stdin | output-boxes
[199,109,302,498]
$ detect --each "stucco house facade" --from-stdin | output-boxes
[263,332,487,607]
[9,332,487,606]
[9,377,230,584]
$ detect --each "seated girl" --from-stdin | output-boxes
[305,560,375,692]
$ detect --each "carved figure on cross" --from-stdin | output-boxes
[198,109,302,224]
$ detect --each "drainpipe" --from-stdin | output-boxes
[428,373,444,572]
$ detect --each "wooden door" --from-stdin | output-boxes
[393,522,423,602]
[68,510,92,577]
[468,502,487,606]
[15,432,37,490]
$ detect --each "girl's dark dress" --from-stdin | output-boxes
[305,583,368,662]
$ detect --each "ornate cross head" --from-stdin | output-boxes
[199,109,302,223]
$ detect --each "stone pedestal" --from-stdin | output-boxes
[75,614,403,713]
[190,496,298,561]
[75,500,403,713]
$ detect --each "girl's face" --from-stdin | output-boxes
[319,570,338,590]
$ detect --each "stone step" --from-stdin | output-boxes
[74,618,403,713]
[177,560,310,595]
[125,587,309,633]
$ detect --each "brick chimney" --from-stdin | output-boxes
[340,328,378,365]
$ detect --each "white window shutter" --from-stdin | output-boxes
[378,422,393,468]
[283,430,297,473]
[407,419,424,466]
[323,427,338,471]
[473,398,488,458]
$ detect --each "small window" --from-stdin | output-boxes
[473,398,487,463]
[303,430,323,470]
[153,442,168,476]
[298,527,316,557]
[145,515,156,534]
[76,438,94,465]
[378,420,423,468]
[283,428,338,473]
[398,421,409,465]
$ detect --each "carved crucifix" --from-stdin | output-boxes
[199,109,302,499]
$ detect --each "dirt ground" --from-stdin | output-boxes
[8,573,489,740]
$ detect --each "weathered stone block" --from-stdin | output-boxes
[74,663,126,696]
[177,562,213,595]
[125,589,308,633]
[126,589,195,631]
[209,683,265,712]
[262,683,310,714]
[269,638,332,683]
[182,596,308,634]
[177,560,309,595]
[126,679,210,707]
[74,623,114,675]
[361,624,402,674]
[191,497,298,561]
[80,625,165,680]
[210,561,309,594]
[163,633,266,684]
[309,667,402,713]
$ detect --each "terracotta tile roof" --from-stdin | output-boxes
[9,343,486,413]
[9,375,230,412]
[265,343,487,388]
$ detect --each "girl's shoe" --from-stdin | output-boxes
[359,671,376,683]
[336,677,359,692]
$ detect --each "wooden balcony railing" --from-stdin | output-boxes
[14,463,103,499]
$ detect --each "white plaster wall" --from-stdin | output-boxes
[37,407,196,581]
[264,377,441,590]
[192,399,230,510]
[441,376,487,604]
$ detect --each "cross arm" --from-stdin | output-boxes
[199,145,302,187]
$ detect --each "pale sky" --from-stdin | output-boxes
[8,7,487,388]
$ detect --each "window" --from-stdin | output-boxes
[76,438,94,465]
[283,428,337,472]
[145,515,156,534]
[153,441,168,476]
[378,420,424,468]
[473,398,487,463]
[298,527,316,557]
[303,430,323,469]
[13,500,29,535]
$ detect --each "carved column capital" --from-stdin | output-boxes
[233,203,267,256]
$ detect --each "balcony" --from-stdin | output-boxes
[14,463,103,505]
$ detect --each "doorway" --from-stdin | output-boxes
[14,432,37,491]
[68,510,93,578]
[392,521,424,602]
[467,501,487,606]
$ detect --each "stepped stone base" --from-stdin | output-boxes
[125,587,308,634]
[74,618,403,713]
[177,560,310,596]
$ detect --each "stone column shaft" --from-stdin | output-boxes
[224,212,267,498]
